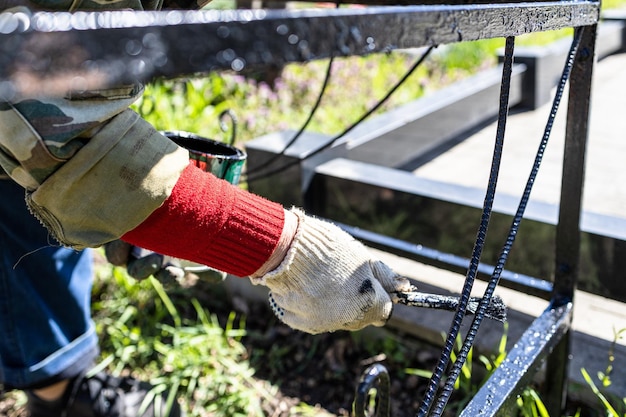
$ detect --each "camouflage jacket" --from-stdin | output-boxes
[0,0,198,247]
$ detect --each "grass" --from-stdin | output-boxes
[578,328,626,417]
[92,263,258,415]
[136,52,450,143]
[404,327,510,415]
[91,256,328,416]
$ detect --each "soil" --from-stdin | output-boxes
[200,282,458,417]
[155,277,598,417]
[0,274,599,417]
[0,274,449,417]
[238,305,441,417]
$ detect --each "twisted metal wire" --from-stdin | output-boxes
[240,0,339,180]
[354,364,391,417]
[246,45,435,183]
[415,36,515,417]
[241,56,334,179]
[428,28,583,416]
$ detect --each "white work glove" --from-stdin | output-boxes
[250,209,412,334]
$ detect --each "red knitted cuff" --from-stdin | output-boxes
[122,163,285,277]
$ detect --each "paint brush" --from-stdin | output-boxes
[393,290,507,322]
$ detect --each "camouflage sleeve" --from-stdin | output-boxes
[0,88,190,249]
[0,0,203,247]
[0,86,142,190]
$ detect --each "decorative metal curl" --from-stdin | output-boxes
[354,364,391,417]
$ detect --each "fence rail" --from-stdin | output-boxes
[0,2,598,96]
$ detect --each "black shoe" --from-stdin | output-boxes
[26,370,183,417]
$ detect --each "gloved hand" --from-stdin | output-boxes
[250,209,412,334]
[105,241,228,283]
[104,240,185,282]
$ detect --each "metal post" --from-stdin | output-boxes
[545,23,598,417]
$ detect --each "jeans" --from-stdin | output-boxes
[0,179,98,390]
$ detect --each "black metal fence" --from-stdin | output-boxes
[0,1,602,415]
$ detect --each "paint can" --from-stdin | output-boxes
[161,110,246,185]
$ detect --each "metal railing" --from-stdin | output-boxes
[0,1,601,415]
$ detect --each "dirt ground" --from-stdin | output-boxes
[216,289,462,417]
[0,280,450,417]
[0,287,599,417]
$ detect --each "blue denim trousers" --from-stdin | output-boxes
[0,179,98,389]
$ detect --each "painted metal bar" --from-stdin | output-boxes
[459,303,573,417]
[544,22,597,417]
[552,25,596,312]
[0,1,599,97]
[268,0,575,5]
[334,221,554,299]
